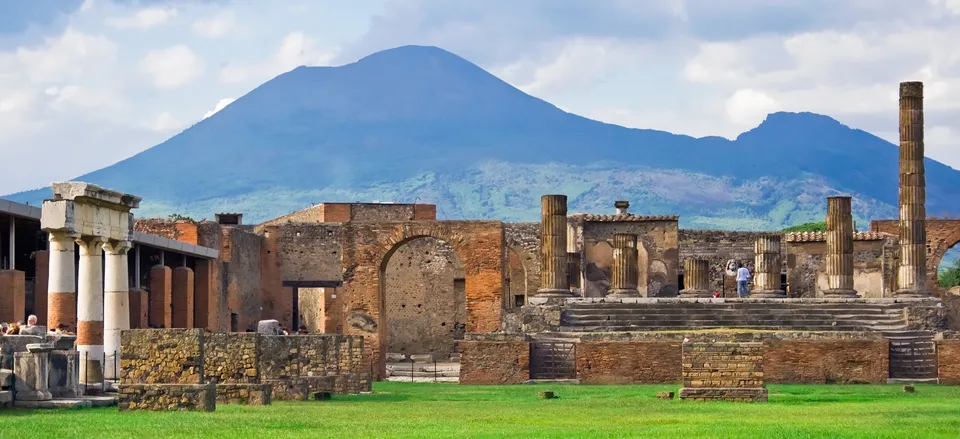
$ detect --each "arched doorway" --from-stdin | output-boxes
[382,236,466,361]
[505,248,527,307]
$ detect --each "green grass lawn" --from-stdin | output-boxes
[3,382,960,439]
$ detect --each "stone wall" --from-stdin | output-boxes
[383,237,465,358]
[872,219,960,288]
[576,219,679,297]
[119,329,205,384]
[503,222,541,303]
[679,341,767,402]
[222,227,263,332]
[197,222,226,331]
[938,339,960,385]
[459,337,529,384]
[575,341,682,384]
[118,383,215,411]
[679,230,769,297]
[257,334,370,397]
[763,339,888,383]
[785,235,892,298]
[203,332,259,384]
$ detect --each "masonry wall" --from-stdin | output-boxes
[204,332,259,384]
[679,230,770,297]
[197,222,226,331]
[222,227,262,332]
[576,341,682,384]
[763,339,888,383]
[459,338,530,384]
[503,222,540,305]
[578,220,679,297]
[119,329,205,384]
[785,239,890,298]
[871,219,960,288]
[0,270,25,324]
[34,250,48,324]
[938,339,960,385]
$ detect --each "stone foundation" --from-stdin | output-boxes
[265,376,335,401]
[678,341,767,402]
[678,387,769,402]
[118,383,215,411]
[937,338,960,385]
[215,383,272,405]
[459,337,530,384]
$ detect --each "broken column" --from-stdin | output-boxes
[608,233,640,297]
[536,195,572,297]
[896,81,930,297]
[679,258,711,298]
[823,196,858,298]
[751,235,785,298]
[103,240,132,380]
[14,344,53,402]
[77,236,105,387]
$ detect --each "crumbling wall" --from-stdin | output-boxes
[785,238,888,298]
[580,219,679,297]
[503,222,540,301]
[197,222,226,331]
[679,230,768,297]
[576,341,682,384]
[764,339,888,384]
[459,336,529,384]
[119,329,204,384]
[222,228,262,331]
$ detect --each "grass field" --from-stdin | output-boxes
[3,382,960,439]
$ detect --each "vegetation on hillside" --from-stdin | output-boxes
[782,221,827,232]
[938,258,960,288]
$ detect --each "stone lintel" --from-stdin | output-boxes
[51,182,141,210]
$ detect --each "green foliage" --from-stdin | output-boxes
[4,383,960,438]
[782,221,827,232]
[938,258,960,289]
[167,213,197,223]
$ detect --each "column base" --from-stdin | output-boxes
[822,289,859,298]
[535,288,574,298]
[750,290,786,298]
[678,289,712,298]
[607,288,640,298]
[895,288,931,298]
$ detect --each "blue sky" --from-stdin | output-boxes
[2,0,960,194]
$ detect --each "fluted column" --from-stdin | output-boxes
[103,240,131,380]
[751,235,785,298]
[823,196,858,298]
[896,81,929,297]
[609,234,640,297]
[536,195,572,297]
[679,258,711,298]
[47,231,79,331]
[77,236,104,386]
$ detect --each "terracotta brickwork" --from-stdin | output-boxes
[171,267,195,328]
[33,251,48,324]
[0,270,25,324]
[135,219,199,244]
[937,339,960,385]
[148,265,172,328]
[459,339,529,384]
[871,219,960,288]
[260,202,437,226]
[503,222,541,303]
[221,227,263,331]
[576,341,682,384]
[763,339,888,384]
[128,288,148,329]
[197,222,226,331]
[339,220,504,379]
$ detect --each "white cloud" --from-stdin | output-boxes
[139,45,205,89]
[6,28,117,83]
[106,6,178,30]
[192,11,236,38]
[219,32,340,84]
[150,112,184,132]
[725,89,780,127]
[496,38,647,94]
[203,97,236,119]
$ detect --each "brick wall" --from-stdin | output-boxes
[222,227,262,331]
[504,222,540,302]
[576,341,682,384]
[871,219,960,288]
[197,222,226,331]
[937,339,960,385]
[148,265,172,328]
[0,270,25,323]
[128,288,148,328]
[763,339,888,384]
[119,329,205,384]
[135,219,199,244]
[171,267,195,328]
[680,341,767,402]
[34,251,48,324]
[459,339,529,384]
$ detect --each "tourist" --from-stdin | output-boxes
[0,322,7,335]
[736,263,751,298]
[6,322,21,335]
[21,314,44,336]
[298,325,309,334]
[53,324,72,335]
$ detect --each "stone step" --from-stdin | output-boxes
[888,378,939,384]
[562,313,885,322]
[559,325,873,332]
[562,318,869,327]
[563,303,908,310]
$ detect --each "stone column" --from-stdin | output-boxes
[751,235,785,298]
[536,195,571,297]
[47,232,78,331]
[76,236,105,387]
[103,240,131,380]
[680,258,711,298]
[823,196,858,298]
[608,233,640,297]
[897,81,929,297]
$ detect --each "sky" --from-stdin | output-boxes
[2,0,960,194]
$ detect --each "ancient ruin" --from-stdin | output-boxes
[1,80,960,410]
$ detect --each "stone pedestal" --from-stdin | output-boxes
[823,196,859,298]
[608,234,640,297]
[678,342,767,402]
[751,235,785,298]
[896,81,930,298]
[257,320,282,335]
[49,350,83,398]
[14,349,52,401]
[679,259,711,298]
[536,195,572,297]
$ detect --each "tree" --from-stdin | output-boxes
[939,258,960,289]
[782,221,827,232]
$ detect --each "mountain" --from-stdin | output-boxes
[7,45,960,229]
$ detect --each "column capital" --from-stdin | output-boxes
[48,230,81,242]
[102,240,133,255]
[76,236,105,256]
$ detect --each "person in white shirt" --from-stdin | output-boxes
[736,264,751,298]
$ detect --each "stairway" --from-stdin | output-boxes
[559,301,909,332]
[884,330,939,383]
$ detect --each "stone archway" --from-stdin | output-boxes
[337,221,504,379]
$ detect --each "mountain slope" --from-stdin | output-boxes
[7,45,960,228]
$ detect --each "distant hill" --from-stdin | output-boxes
[7,45,960,229]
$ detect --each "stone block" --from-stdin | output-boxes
[49,351,82,398]
[46,335,77,351]
[215,383,272,405]
[0,390,11,408]
[657,391,675,400]
[0,368,12,389]
[14,351,52,401]
[119,329,204,385]
[257,320,282,335]
[0,335,44,370]
[0,270,25,324]
[203,332,259,384]
[117,383,216,412]
[678,387,768,402]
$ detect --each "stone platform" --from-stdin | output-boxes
[14,395,117,409]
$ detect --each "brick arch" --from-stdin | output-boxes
[871,219,960,288]
[339,221,504,379]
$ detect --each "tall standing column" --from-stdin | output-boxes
[536,195,572,297]
[77,236,104,387]
[103,240,131,380]
[47,231,78,330]
[824,196,858,298]
[897,81,929,297]
[609,233,640,297]
[680,258,711,298]
[751,235,785,298]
